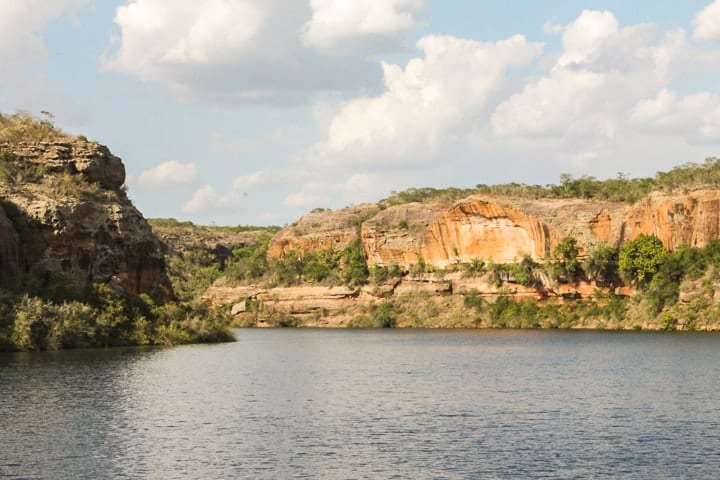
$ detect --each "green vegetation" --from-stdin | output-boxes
[381,157,720,205]
[583,243,620,286]
[160,225,370,302]
[348,301,398,328]
[0,111,69,144]
[619,234,668,286]
[552,237,581,282]
[380,187,477,206]
[0,285,233,352]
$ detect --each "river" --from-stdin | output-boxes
[2,329,720,479]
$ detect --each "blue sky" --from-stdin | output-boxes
[2,1,720,226]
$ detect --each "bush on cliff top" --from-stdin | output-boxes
[0,111,70,144]
[381,157,720,205]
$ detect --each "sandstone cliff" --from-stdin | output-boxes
[622,190,720,249]
[267,204,378,258]
[0,140,172,300]
[267,189,720,268]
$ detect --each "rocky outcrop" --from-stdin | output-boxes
[361,202,450,266]
[267,204,378,258]
[622,190,720,249]
[423,198,549,265]
[0,140,172,301]
[9,141,125,188]
[268,189,720,268]
[0,203,19,275]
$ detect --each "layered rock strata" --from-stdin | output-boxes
[268,189,720,268]
[0,140,172,300]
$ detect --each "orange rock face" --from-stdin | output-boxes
[267,204,378,258]
[361,202,449,266]
[423,198,549,266]
[268,189,720,268]
[622,190,720,249]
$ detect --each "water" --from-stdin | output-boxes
[1,329,720,479]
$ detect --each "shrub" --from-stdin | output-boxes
[463,289,485,311]
[512,255,540,287]
[583,243,619,286]
[342,239,369,286]
[619,234,667,286]
[462,258,486,277]
[369,302,397,328]
[553,237,581,282]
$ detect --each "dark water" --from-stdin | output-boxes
[2,329,720,479]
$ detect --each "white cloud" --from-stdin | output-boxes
[0,0,91,112]
[135,161,198,188]
[283,171,417,210]
[0,0,90,66]
[103,0,424,105]
[694,0,720,42]
[491,11,669,141]
[284,191,329,209]
[232,169,302,189]
[630,89,720,144]
[182,185,242,214]
[543,21,564,35]
[306,34,543,170]
[303,0,424,50]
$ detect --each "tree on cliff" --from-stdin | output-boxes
[583,243,620,286]
[618,234,667,286]
[552,236,581,282]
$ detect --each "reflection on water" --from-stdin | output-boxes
[2,330,720,479]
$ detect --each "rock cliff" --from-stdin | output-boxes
[268,189,720,268]
[267,204,379,258]
[0,140,172,300]
[622,190,720,249]
[0,203,19,276]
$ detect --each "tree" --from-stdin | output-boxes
[583,243,619,286]
[553,236,581,281]
[513,255,540,287]
[342,239,369,286]
[618,234,667,286]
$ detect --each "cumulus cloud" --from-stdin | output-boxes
[182,185,242,214]
[491,11,671,142]
[288,7,720,196]
[306,34,543,170]
[0,0,91,112]
[630,89,720,144]
[135,161,198,188]
[103,0,424,105]
[283,172,398,208]
[303,0,424,50]
[0,0,90,66]
[232,170,302,190]
[694,0,720,42]
[543,21,564,35]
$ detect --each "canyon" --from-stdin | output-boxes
[268,191,720,268]
[198,187,720,330]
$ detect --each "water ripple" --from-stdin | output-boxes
[1,330,720,478]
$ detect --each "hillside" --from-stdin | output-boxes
[0,112,232,350]
[187,158,720,331]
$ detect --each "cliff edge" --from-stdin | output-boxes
[0,138,172,301]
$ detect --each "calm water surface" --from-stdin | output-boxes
[1,329,720,479]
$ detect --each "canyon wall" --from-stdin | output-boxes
[268,189,720,267]
[0,140,172,300]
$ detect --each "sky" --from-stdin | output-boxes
[1,1,720,226]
